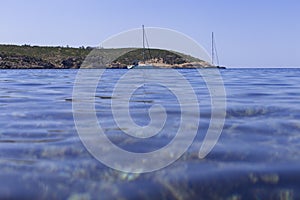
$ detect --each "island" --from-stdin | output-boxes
[0,44,224,69]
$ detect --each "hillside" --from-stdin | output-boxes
[0,44,213,69]
[0,45,90,69]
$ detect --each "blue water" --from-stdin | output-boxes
[0,68,300,199]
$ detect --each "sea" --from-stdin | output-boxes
[0,68,299,200]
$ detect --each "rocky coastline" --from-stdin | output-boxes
[0,45,220,69]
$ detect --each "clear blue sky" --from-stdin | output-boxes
[1,0,299,67]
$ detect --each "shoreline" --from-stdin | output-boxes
[0,44,221,69]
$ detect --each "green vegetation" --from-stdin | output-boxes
[0,44,89,58]
[113,48,202,65]
[0,44,91,69]
[0,44,211,69]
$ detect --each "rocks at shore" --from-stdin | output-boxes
[0,53,85,69]
[0,45,216,69]
[0,53,53,69]
[0,45,89,69]
[108,48,213,68]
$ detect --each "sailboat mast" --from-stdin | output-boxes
[142,25,145,62]
[212,32,214,65]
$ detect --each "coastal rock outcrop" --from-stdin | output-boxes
[0,53,56,69]
[0,45,215,69]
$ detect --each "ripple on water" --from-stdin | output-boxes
[0,69,299,199]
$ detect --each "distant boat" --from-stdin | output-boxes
[211,32,226,69]
[127,25,154,69]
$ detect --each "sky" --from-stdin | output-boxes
[1,0,299,68]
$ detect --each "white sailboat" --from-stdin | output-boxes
[211,32,225,69]
[127,25,154,69]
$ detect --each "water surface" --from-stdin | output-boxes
[0,68,299,199]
